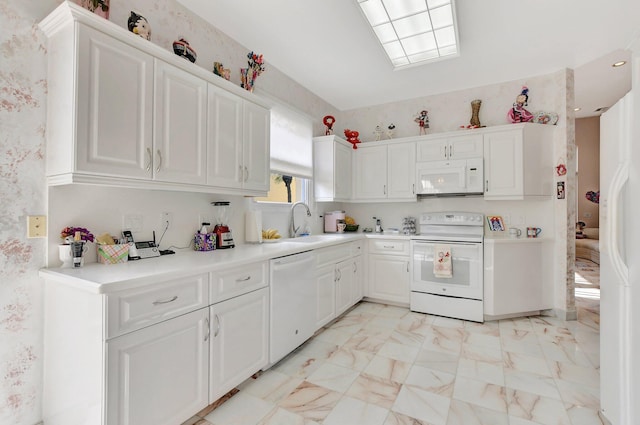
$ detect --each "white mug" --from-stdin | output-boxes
[509,228,522,238]
[337,222,346,233]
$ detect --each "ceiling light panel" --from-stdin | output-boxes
[357,0,459,69]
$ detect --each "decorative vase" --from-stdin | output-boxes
[470,99,482,127]
[79,0,110,19]
[240,68,257,92]
[59,242,87,268]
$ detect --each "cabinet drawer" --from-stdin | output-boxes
[106,273,209,339]
[351,241,364,257]
[315,243,351,267]
[210,261,268,303]
[368,239,410,255]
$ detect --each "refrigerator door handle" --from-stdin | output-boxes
[607,162,629,287]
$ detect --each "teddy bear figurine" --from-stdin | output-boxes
[344,129,361,150]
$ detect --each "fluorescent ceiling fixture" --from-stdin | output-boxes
[574,107,582,111]
[612,60,627,67]
[357,0,459,69]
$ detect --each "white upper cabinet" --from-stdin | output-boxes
[242,102,271,192]
[153,60,207,185]
[313,135,352,202]
[40,3,270,195]
[353,142,416,201]
[207,85,243,188]
[417,133,483,161]
[69,24,154,179]
[483,124,555,200]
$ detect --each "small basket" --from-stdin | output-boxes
[97,244,129,264]
[194,232,216,251]
[344,224,359,232]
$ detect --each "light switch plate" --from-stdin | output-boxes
[27,215,47,238]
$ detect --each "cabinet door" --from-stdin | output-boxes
[106,308,209,425]
[242,102,270,191]
[367,254,410,304]
[352,256,364,305]
[315,264,337,329]
[387,142,416,199]
[334,142,352,200]
[448,134,483,159]
[76,25,153,178]
[210,288,269,403]
[416,139,447,161]
[354,145,387,199]
[335,259,353,316]
[207,85,243,188]
[154,60,207,184]
[484,130,523,198]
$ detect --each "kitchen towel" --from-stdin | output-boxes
[434,244,452,278]
[245,210,263,243]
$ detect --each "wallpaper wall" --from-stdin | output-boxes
[0,1,573,424]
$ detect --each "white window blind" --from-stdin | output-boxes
[270,104,313,178]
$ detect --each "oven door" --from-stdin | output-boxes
[411,240,483,300]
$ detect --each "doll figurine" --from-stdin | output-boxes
[128,11,151,41]
[415,110,429,135]
[507,86,534,123]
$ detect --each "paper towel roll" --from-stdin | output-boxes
[245,211,262,243]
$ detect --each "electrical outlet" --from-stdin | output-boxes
[161,212,173,229]
[27,215,47,238]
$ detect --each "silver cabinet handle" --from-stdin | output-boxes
[412,183,415,194]
[449,144,453,158]
[236,275,251,282]
[383,245,394,249]
[204,316,210,342]
[444,145,448,159]
[238,165,243,182]
[337,269,342,281]
[152,295,178,305]
[244,166,249,182]
[406,261,410,273]
[214,314,220,338]
[383,184,387,195]
[155,149,162,173]
[145,147,152,172]
[485,180,489,192]
[353,262,357,273]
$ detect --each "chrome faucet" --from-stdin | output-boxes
[290,201,312,238]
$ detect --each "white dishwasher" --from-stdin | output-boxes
[269,250,316,365]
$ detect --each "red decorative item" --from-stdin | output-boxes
[344,129,361,150]
[323,115,335,135]
[556,163,567,176]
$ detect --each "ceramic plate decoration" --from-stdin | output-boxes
[533,111,559,125]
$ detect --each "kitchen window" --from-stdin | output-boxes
[256,100,313,204]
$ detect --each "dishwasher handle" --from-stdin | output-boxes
[271,251,314,268]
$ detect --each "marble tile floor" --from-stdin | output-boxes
[182,266,602,425]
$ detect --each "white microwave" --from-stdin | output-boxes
[415,158,483,195]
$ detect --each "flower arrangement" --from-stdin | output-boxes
[240,51,265,92]
[60,226,95,244]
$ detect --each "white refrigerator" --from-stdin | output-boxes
[599,46,639,423]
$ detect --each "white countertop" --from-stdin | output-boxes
[40,233,373,294]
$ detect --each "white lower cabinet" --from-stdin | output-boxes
[314,242,363,329]
[209,287,269,403]
[106,308,209,425]
[366,239,411,304]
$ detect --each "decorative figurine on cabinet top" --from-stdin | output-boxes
[507,86,534,123]
[213,62,231,80]
[173,38,197,63]
[80,0,109,19]
[373,125,383,141]
[240,51,265,92]
[128,11,151,41]
[414,110,429,135]
[344,129,361,149]
[386,123,395,139]
[323,115,335,135]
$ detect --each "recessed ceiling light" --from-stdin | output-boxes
[574,107,582,112]
[356,0,460,69]
[612,60,627,67]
